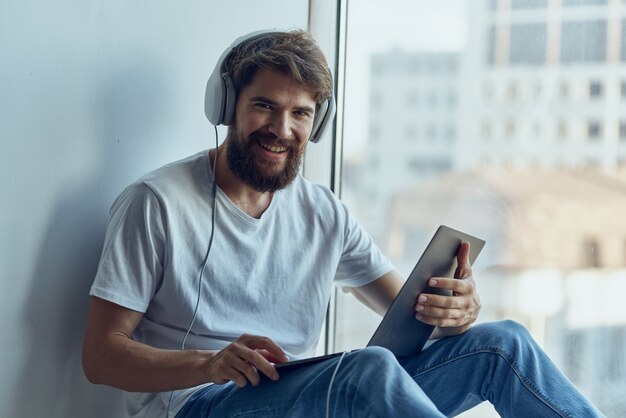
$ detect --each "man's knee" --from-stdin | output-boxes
[352,346,397,365]
[471,320,535,352]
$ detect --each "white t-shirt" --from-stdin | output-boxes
[90,150,394,417]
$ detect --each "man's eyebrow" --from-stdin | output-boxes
[249,96,315,114]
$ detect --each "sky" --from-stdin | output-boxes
[343,0,469,157]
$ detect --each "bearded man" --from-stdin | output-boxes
[82,30,604,418]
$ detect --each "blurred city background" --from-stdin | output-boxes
[334,0,626,416]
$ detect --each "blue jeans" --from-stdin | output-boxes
[175,320,605,417]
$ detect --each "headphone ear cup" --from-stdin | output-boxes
[221,72,237,126]
[309,92,336,143]
[205,58,228,125]
[206,29,280,126]
[310,100,328,141]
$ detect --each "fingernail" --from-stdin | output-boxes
[418,295,427,302]
[429,279,437,286]
[416,304,424,312]
[416,313,423,320]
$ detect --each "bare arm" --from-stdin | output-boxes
[343,270,404,317]
[344,242,481,339]
[82,297,288,392]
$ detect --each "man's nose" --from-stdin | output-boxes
[268,112,293,139]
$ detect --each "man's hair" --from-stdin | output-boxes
[225,30,333,106]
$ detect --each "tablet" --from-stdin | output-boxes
[277,225,485,369]
[367,225,485,357]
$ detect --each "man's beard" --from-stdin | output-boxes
[225,125,305,193]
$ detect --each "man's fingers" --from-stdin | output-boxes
[210,334,287,387]
[213,352,252,387]
[239,348,279,382]
[256,349,288,364]
[240,334,289,363]
[417,292,468,309]
[427,277,472,294]
[236,334,286,380]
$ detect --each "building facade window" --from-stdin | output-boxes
[622,19,626,62]
[588,121,602,140]
[510,23,547,65]
[506,120,516,139]
[560,81,570,99]
[512,0,548,9]
[619,122,626,141]
[563,0,608,6]
[589,81,603,98]
[558,120,568,140]
[583,238,601,267]
[561,20,607,64]
[507,82,519,101]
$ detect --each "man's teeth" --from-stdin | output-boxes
[259,142,287,153]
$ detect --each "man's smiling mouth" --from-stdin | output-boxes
[258,141,288,153]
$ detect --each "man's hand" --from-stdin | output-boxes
[206,334,289,388]
[414,241,481,337]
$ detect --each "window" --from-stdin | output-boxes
[507,82,519,101]
[510,23,547,65]
[560,81,570,99]
[622,20,626,61]
[582,238,601,267]
[337,1,626,416]
[487,25,497,65]
[512,0,548,8]
[588,121,602,140]
[561,20,607,64]
[589,81,603,98]
[563,0,607,5]
[558,120,568,140]
[505,119,516,139]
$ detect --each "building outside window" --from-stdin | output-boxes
[337,1,626,416]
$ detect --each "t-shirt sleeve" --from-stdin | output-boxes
[333,202,395,288]
[89,182,166,313]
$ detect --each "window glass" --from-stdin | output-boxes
[338,1,626,416]
[510,23,547,65]
[511,0,548,8]
[561,20,607,63]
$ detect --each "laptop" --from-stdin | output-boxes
[276,225,486,370]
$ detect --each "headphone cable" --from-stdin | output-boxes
[165,125,219,417]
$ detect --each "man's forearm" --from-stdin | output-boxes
[83,333,214,392]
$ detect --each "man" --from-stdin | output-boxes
[82,30,604,417]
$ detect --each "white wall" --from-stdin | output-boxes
[0,1,308,416]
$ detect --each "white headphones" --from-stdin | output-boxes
[204,29,336,143]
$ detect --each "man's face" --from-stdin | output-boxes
[226,68,317,193]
